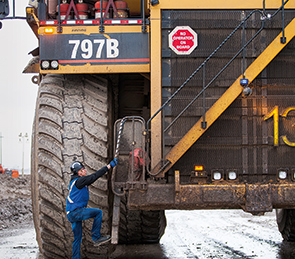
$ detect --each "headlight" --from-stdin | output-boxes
[228,171,237,180]
[51,60,59,69]
[41,60,50,69]
[213,171,222,181]
[278,170,287,180]
[41,60,59,70]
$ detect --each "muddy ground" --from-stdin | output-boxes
[2,174,295,258]
[0,174,32,231]
[0,174,38,259]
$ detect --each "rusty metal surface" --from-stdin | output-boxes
[245,184,272,214]
[128,182,295,213]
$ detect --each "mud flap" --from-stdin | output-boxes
[245,184,272,214]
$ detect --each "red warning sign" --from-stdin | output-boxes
[169,26,198,55]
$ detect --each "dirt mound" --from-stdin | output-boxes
[0,174,32,230]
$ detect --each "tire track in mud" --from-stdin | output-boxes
[172,228,252,259]
[243,232,281,247]
[200,238,251,258]
[112,209,285,259]
[161,218,200,259]
[160,210,282,259]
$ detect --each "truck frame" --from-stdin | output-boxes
[2,0,295,258]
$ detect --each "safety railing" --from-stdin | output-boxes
[112,116,146,196]
[36,0,148,33]
[146,0,290,175]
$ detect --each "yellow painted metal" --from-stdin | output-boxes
[39,25,150,74]
[281,107,295,117]
[159,18,295,175]
[282,135,295,147]
[125,0,149,16]
[150,0,295,10]
[42,63,149,74]
[26,7,40,27]
[264,106,279,146]
[39,25,147,35]
[150,7,163,168]
[281,107,295,146]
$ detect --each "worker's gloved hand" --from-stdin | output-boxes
[109,158,118,168]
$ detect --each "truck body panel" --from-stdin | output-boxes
[25,0,295,214]
[39,25,150,73]
[3,0,295,255]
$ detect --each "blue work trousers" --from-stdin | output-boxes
[67,207,103,259]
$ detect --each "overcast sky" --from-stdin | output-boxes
[0,1,38,172]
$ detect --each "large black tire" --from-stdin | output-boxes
[119,195,166,244]
[31,74,114,258]
[276,209,295,241]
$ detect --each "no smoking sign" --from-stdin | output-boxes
[169,26,198,55]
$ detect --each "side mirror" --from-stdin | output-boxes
[0,0,9,19]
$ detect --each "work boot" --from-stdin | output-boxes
[93,235,111,246]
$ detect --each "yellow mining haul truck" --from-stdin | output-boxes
[2,0,295,257]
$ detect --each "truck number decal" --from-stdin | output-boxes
[264,106,279,146]
[264,106,295,147]
[69,39,119,59]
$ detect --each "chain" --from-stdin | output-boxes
[111,117,128,196]
[114,117,127,159]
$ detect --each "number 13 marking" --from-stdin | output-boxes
[264,106,295,147]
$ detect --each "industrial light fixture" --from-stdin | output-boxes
[51,60,59,69]
[278,170,288,180]
[243,86,252,96]
[212,170,224,181]
[213,172,222,180]
[194,165,204,171]
[44,27,54,34]
[241,78,252,96]
[228,171,237,180]
[41,60,50,69]
[41,60,59,70]
[151,0,159,6]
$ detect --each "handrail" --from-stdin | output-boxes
[146,0,290,175]
[112,116,146,196]
[164,12,265,133]
[48,0,148,33]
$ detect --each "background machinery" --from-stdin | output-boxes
[0,164,20,178]
[2,0,295,258]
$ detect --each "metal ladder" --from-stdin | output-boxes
[111,116,146,244]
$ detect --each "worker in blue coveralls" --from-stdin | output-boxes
[66,159,117,259]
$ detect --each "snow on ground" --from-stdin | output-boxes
[160,210,282,259]
[0,226,38,259]
[1,174,294,259]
